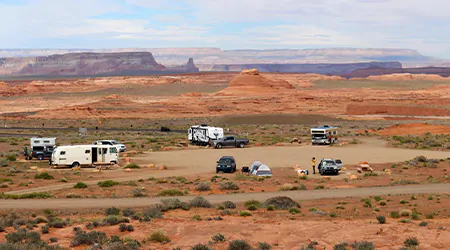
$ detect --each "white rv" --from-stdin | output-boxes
[188,124,224,145]
[50,145,118,168]
[311,125,339,145]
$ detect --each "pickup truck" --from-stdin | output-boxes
[213,136,249,149]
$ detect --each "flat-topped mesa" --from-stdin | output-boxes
[0,52,200,76]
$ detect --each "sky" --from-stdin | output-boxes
[0,0,449,58]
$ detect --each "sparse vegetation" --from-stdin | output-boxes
[98,180,120,187]
[157,189,185,197]
[73,182,87,189]
[211,233,226,243]
[34,173,54,180]
[149,230,171,244]
[220,181,239,190]
[404,237,419,248]
[263,196,300,210]
[376,215,386,224]
[239,211,252,217]
[227,239,252,250]
[195,182,211,191]
[189,197,212,208]
[124,163,140,169]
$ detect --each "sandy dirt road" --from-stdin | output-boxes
[1,183,449,210]
[5,138,450,195]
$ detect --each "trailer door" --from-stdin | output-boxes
[92,147,98,163]
[102,148,107,162]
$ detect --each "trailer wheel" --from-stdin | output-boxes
[71,162,80,168]
[216,143,223,149]
[239,143,245,148]
[37,155,44,161]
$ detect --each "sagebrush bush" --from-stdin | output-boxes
[352,241,375,250]
[211,233,226,243]
[143,206,163,219]
[263,196,300,210]
[189,197,212,208]
[123,208,136,217]
[105,207,121,216]
[157,189,184,197]
[239,211,252,217]
[124,163,140,169]
[257,242,272,250]
[191,243,213,250]
[196,182,211,191]
[404,237,419,247]
[149,230,171,244]
[227,240,252,250]
[289,207,301,214]
[220,181,239,190]
[221,201,236,209]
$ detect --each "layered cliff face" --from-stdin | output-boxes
[0,52,198,76]
[210,62,402,75]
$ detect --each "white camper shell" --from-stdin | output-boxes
[249,161,273,177]
[188,125,224,145]
[50,145,118,168]
[31,137,56,148]
[311,125,338,145]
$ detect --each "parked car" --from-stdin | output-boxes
[93,140,126,152]
[318,158,341,175]
[213,136,249,149]
[216,156,236,173]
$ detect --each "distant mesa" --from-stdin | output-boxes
[0,52,199,77]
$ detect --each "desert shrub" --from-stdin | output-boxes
[263,196,300,210]
[221,201,236,209]
[220,181,239,190]
[119,223,127,232]
[49,237,58,243]
[34,173,54,180]
[391,211,399,218]
[189,197,212,208]
[127,225,134,232]
[411,212,420,220]
[211,233,226,243]
[157,189,184,197]
[191,243,213,250]
[379,200,387,206]
[123,208,136,217]
[143,206,163,219]
[103,215,121,226]
[257,242,272,250]
[404,237,419,247]
[161,198,186,210]
[48,218,66,228]
[280,183,306,191]
[399,209,412,217]
[244,200,261,208]
[239,211,252,217]
[196,182,211,191]
[289,207,301,214]
[131,188,146,197]
[73,182,87,189]
[390,180,419,185]
[425,213,435,219]
[34,217,48,224]
[6,155,17,162]
[227,240,252,250]
[124,163,140,169]
[149,230,171,244]
[191,215,202,221]
[105,207,121,216]
[220,209,233,216]
[70,230,109,247]
[352,241,375,250]
[247,205,258,211]
[364,172,378,177]
[300,241,318,250]
[266,205,275,211]
[0,192,53,199]
[98,180,120,187]
[41,225,49,234]
[361,198,372,208]
[333,242,349,250]
[419,221,428,227]
[376,215,386,224]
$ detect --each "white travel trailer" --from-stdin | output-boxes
[50,145,118,168]
[311,125,339,145]
[30,137,56,148]
[188,124,224,145]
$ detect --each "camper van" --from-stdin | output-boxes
[25,137,56,160]
[50,145,118,168]
[188,124,224,146]
[311,125,338,145]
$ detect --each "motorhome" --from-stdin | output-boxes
[24,137,56,160]
[50,145,118,168]
[188,124,224,145]
[311,125,338,145]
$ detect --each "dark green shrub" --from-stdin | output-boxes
[103,215,120,226]
[221,201,236,209]
[239,211,252,217]
[124,163,140,169]
[6,155,16,162]
[257,242,272,250]
[212,233,226,243]
[157,189,184,197]
[227,240,252,250]
[49,237,58,243]
[98,180,120,187]
[73,182,87,189]
[376,215,386,224]
[123,208,136,217]
[419,221,428,227]
[143,206,163,219]
[119,223,127,232]
[196,182,211,191]
[191,243,213,250]
[149,230,171,244]
[333,242,349,250]
[41,225,49,234]
[105,207,121,216]
[404,237,419,247]
[34,173,54,180]
[352,241,375,250]
[127,225,134,232]
[289,207,301,214]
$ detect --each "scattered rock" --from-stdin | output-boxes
[275,143,282,146]
[159,165,167,170]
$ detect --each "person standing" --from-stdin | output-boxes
[312,157,316,174]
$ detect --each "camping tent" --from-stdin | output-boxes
[250,161,273,177]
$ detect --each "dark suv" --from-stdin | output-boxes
[216,156,236,173]
[24,146,54,160]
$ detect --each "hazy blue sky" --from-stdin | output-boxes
[0,0,449,58]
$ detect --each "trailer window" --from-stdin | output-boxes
[85,150,90,154]
[34,140,40,144]
[60,151,66,155]
[102,148,107,154]
[110,147,117,153]
[44,140,50,143]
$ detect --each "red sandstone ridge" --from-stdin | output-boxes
[218,69,295,95]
